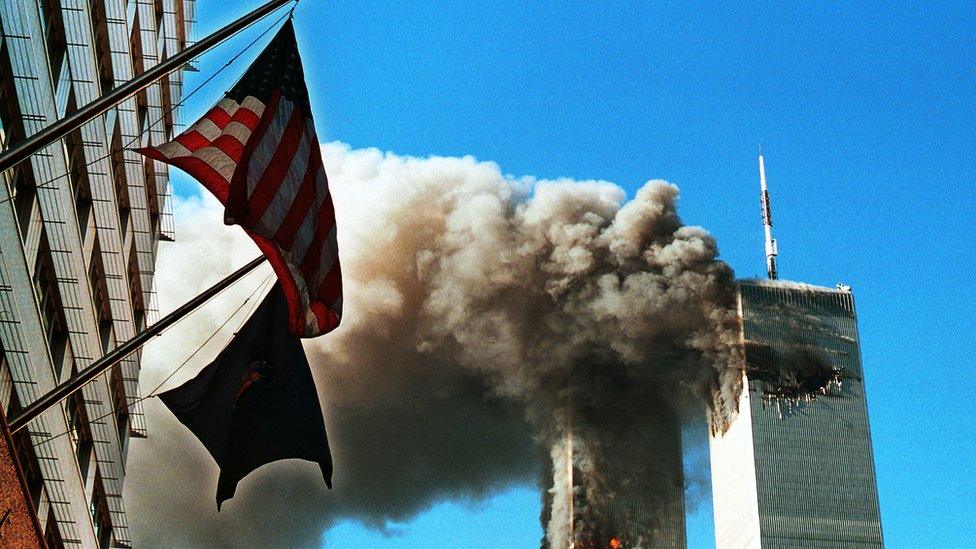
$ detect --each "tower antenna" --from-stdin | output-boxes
[758,146,779,279]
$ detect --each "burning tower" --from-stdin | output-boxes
[708,152,884,547]
[541,381,688,549]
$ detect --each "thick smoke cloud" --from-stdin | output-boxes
[124,143,742,547]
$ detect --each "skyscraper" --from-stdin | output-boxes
[709,279,884,548]
[0,0,192,546]
[542,402,687,549]
[709,150,884,548]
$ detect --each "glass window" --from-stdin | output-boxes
[89,472,113,548]
[66,391,93,480]
[110,366,130,448]
[33,234,70,377]
[39,0,68,81]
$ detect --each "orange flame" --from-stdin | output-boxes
[609,538,623,549]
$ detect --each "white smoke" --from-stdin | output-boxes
[124,143,742,547]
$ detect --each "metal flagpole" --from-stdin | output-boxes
[8,256,267,433]
[0,0,293,176]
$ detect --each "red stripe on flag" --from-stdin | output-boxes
[232,107,262,130]
[310,301,339,335]
[175,130,211,152]
[205,106,232,129]
[227,91,282,220]
[273,163,317,250]
[317,263,342,305]
[299,194,336,277]
[249,231,307,335]
[134,146,168,162]
[210,134,246,164]
[239,108,306,227]
[169,156,231,201]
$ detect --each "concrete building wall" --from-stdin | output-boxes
[0,0,192,546]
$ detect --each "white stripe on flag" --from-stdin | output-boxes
[255,131,311,236]
[196,146,238,182]
[193,117,223,141]
[222,121,254,146]
[155,140,193,159]
[290,193,318,263]
[312,225,340,290]
[247,98,294,197]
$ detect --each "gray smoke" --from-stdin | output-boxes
[125,143,743,547]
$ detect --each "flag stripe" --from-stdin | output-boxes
[317,262,342,305]
[288,197,318,264]
[247,98,294,198]
[168,156,233,201]
[137,24,342,338]
[194,146,237,183]
[244,110,305,229]
[175,130,211,152]
[255,129,311,235]
[222,121,254,147]
[311,226,339,290]
[232,108,262,131]
[299,196,336,276]
[210,134,246,165]
[193,117,224,141]
[205,105,233,128]
[154,140,193,159]
[273,163,318,251]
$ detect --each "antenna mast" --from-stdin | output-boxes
[758,147,778,279]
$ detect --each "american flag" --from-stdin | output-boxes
[138,21,341,338]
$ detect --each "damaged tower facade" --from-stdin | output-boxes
[710,151,883,547]
[709,280,883,547]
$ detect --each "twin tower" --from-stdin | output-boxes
[708,151,883,547]
[550,152,884,549]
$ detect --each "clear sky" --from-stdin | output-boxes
[171,1,975,547]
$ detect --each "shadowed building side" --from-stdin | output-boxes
[584,406,685,549]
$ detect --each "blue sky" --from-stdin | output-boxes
[174,1,976,547]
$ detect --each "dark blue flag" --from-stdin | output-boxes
[159,283,332,508]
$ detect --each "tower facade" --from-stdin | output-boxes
[0,0,192,546]
[709,280,883,548]
[542,403,687,549]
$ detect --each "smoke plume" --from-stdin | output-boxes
[124,143,742,547]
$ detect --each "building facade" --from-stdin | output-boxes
[586,407,686,549]
[710,280,884,548]
[542,403,687,549]
[0,0,192,546]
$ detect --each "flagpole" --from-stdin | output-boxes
[0,0,294,176]
[8,256,267,434]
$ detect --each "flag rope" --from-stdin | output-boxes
[145,272,275,397]
[0,2,295,207]
[31,271,274,448]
